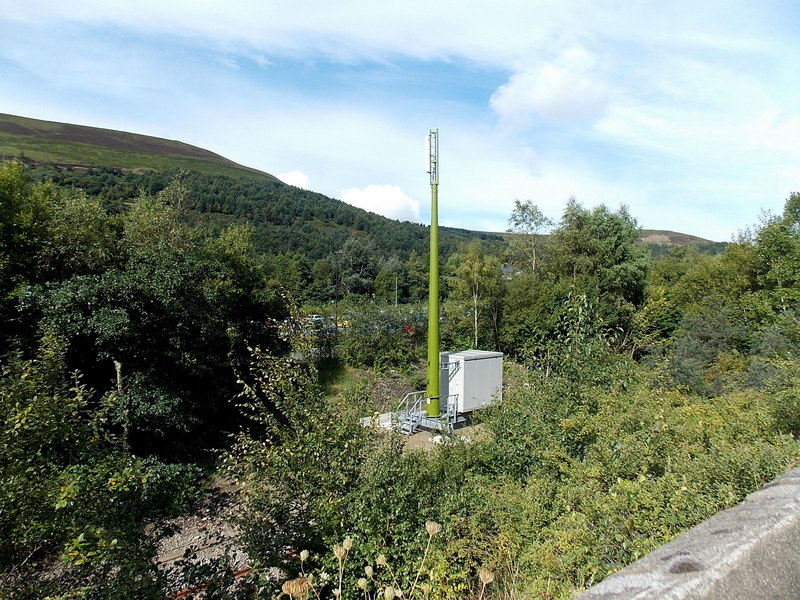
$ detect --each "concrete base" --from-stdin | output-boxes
[575,467,800,599]
[359,410,466,435]
[359,412,394,429]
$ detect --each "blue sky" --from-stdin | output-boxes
[2,1,799,241]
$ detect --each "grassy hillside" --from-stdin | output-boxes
[0,113,278,181]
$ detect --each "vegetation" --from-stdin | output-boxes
[1,147,798,600]
[21,163,503,271]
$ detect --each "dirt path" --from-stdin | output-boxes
[156,478,249,570]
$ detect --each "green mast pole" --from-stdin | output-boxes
[426,129,440,417]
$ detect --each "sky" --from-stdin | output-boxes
[1,1,799,241]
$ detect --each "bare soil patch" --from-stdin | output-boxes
[156,477,248,571]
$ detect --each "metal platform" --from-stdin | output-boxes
[359,390,464,435]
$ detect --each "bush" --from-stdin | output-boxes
[432,354,798,599]
[308,302,426,371]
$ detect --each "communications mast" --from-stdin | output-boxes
[425,129,440,417]
[359,129,503,436]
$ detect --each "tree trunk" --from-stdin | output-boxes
[472,291,479,348]
[113,359,129,452]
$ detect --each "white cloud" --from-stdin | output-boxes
[490,47,610,128]
[340,184,421,223]
[0,0,561,67]
[5,1,794,74]
[277,170,310,188]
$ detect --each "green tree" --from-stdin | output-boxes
[0,345,197,599]
[404,251,429,303]
[548,199,651,344]
[331,236,380,298]
[752,192,800,312]
[37,188,120,280]
[374,256,406,305]
[309,258,336,302]
[269,252,309,303]
[447,240,504,348]
[227,351,374,571]
[374,268,398,304]
[35,183,289,457]
[506,199,553,275]
[499,270,560,359]
[0,161,51,346]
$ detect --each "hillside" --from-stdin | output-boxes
[0,113,278,181]
[503,228,724,255]
[1,111,502,262]
[23,164,503,263]
[1,113,721,258]
[640,229,726,254]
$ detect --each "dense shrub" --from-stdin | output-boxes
[0,348,199,599]
[228,345,799,599]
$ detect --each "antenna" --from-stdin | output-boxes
[426,129,439,184]
[426,129,440,417]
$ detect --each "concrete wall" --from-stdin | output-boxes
[574,467,800,600]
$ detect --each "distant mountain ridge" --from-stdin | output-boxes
[640,230,720,247]
[502,228,723,253]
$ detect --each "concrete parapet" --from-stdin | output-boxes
[574,467,800,599]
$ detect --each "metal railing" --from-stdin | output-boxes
[396,390,425,434]
[394,391,461,435]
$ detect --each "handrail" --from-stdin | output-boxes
[396,390,425,414]
[394,391,462,434]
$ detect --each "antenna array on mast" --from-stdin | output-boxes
[426,129,439,184]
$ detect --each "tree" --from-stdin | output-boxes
[0,161,51,346]
[374,256,405,305]
[0,346,197,598]
[37,188,120,280]
[34,183,289,457]
[330,236,380,298]
[309,258,335,302]
[752,192,800,312]
[506,199,553,275]
[548,199,651,342]
[447,240,504,348]
[374,269,398,304]
[404,251,429,303]
[269,252,310,303]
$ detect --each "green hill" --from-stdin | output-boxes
[1,113,721,260]
[1,113,501,262]
[0,113,278,181]
[25,164,500,261]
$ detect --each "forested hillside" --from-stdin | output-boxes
[2,113,720,267]
[25,164,503,264]
[1,156,798,600]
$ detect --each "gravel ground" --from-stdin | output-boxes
[403,423,486,451]
[156,477,250,579]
